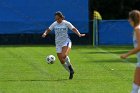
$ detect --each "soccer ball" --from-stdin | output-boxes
[46,55,55,64]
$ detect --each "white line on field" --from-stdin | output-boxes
[97,47,136,67]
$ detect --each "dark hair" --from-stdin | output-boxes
[129,10,140,27]
[55,11,65,19]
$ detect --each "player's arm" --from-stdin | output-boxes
[120,28,140,59]
[42,22,55,38]
[42,29,51,38]
[67,21,85,37]
[72,28,85,37]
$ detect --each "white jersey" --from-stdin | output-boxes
[49,20,75,46]
[133,32,137,48]
[133,26,140,62]
[133,26,140,67]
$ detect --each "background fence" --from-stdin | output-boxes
[0,0,90,45]
[94,20,133,46]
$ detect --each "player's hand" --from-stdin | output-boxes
[42,33,47,38]
[120,54,128,59]
[79,34,86,37]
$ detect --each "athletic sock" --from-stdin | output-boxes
[62,62,70,72]
[65,56,74,79]
[65,56,74,72]
[65,56,71,66]
[131,83,139,93]
[68,65,74,73]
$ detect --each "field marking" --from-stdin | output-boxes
[97,47,136,67]
[0,48,69,83]
[17,48,69,83]
[95,47,136,83]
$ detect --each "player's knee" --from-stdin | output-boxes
[134,80,140,86]
[59,57,65,64]
[62,54,67,59]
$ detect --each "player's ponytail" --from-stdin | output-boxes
[55,11,65,20]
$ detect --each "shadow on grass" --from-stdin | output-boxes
[0,79,69,82]
[82,51,129,54]
[85,58,137,64]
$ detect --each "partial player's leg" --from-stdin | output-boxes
[134,67,140,85]
[57,53,70,72]
[131,67,140,93]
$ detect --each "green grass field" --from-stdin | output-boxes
[0,45,137,93]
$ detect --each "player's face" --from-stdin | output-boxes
[55,15,62,23]
[128,18,134,27]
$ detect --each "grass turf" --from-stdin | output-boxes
[0,45,137,93]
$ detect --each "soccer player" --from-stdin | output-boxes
[120,10,140,93]
[42,11,85,79]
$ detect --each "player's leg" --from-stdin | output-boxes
[62,46,71,66]
[62,43,74,79]
[131,63,140,93]
[56,46,70,72]
[134,68,140,85]
[57,53,70,72]
[62,42,72,66]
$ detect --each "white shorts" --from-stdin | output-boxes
[56,41,72,53]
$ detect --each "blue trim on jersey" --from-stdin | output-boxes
[67,42,69,46]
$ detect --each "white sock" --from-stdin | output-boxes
[65,56,71,66]
[131,83,139,93]
[62,62,70,72]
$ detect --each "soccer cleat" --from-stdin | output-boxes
[68,65,74,79]
[69,71,74,79]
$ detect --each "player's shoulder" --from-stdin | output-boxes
[63,20,71,23]
[134,25,140,32]
[63,20,72,25]
[52,21,57,25]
